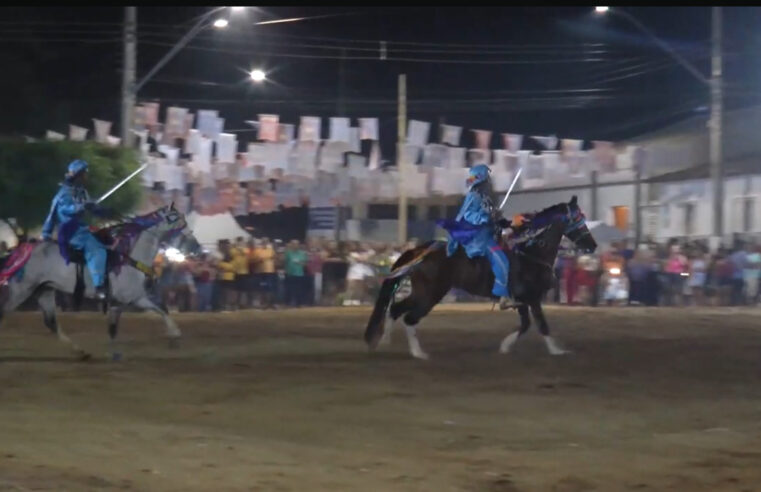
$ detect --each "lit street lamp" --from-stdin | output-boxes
[213,18,229,29]
[594,6,609,13]
[249,68,266,82]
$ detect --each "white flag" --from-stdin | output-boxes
[196,110,219,137]
[472,129,492,150]
[278,123,295,143]
[329,117,351,143]
[106,135,121,147]
[258,114,280,142]
[217,133,237,163]
[45,130,65,142]
[142,102,160,127]
[92,119,112,144]
[368,141,381,170]
[531,135,558,150]
[299,116,321,142]
[68,125,88,142]
[441,124,462,146]
[407,120,430,146]
[165,107,188,140]
[358,117,379,140]
[502,133,523,152]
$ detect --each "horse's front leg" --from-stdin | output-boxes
[529,302,570,355]
[133,296,181,348]
[499,304,530,354]
[107,306,123,360]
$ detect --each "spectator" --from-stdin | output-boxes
[232,236,250,309]
[306,238,326,306]
[216,240,236,311]
[252,238,277,309]
[627,247,650,305]
[193,253,216,312]
[743,243,761,305]
[728,242,748,306]
[284,240,308,307]
[687,250,708,306]
[663,245,688,306]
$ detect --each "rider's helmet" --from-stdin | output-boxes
[466,164,491,190]
[65,159,89,181]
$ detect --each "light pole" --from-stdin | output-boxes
[121,6,241,147]
[595,7,722,246]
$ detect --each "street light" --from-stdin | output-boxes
[594,6,609,14]
[249,68,266,82]
[231,6,246,12]
[213,18,229,28]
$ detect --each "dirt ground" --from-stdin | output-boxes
[1,305,761,491]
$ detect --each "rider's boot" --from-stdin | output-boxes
[94,285,107,301]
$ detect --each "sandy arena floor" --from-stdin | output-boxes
[1,305,761,491]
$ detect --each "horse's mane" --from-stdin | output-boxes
[513,202,568,235]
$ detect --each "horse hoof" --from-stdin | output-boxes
[549,349,571,356]
[411,351,430,361]
[167,338,181,349]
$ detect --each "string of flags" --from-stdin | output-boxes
[39,102,639,216]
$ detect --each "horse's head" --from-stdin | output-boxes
[152,203,203,258]
[563,196,597,253]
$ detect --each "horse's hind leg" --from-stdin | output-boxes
[400,288,448,361]
[381,296,415,346]
[133,296,181,347]
[37,288,91,361]
[529,302,570,355]
[499,304,531,354]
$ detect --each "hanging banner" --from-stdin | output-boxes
[560,139,585,177]
[441,124,462,146]
[349,127,361,153]
[196,110,219,137]
[142,102,160,127]
[531,135,558,150]
[407,120,430,146]
[258,114,279,142]
[183,113,195,137]
[277,123,295,143]
[502,133,523,152]
[68,125,88,142]
[593,140,617,173]
[92,119,112,144]
[164,107,188,141]
[358,117,379,140]
[45,130,65,142]
[299,116,321,142]
[422,143,448,167]
[217,133,237,163]
[467,148,491,167]
[133,106,147,131]
[185,129,201,155]
[329,117,351,143]
[471,129,492,150]
[106,136,121,147]
[368,141,381,170]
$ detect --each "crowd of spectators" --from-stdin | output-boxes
[3,234,761,312]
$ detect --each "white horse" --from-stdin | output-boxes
[0,204,202,360]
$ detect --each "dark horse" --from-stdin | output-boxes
[364,196,597,359]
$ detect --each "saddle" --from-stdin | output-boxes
[65,229,117,313]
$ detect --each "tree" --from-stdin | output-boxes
[0,140,142,232]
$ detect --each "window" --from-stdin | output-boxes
[682,202,695,236]
[730,196,756,233]
[611,206,629,232]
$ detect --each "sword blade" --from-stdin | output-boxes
[96,163,148,204]
[499,167,523,210]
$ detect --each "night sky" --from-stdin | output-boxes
[2,6,760,157]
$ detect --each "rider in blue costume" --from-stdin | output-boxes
[42,160,111,300]
[447,164,521,305]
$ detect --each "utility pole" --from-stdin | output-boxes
[121,7,137,148]
[710,6,723,249]
[397,74,408,245]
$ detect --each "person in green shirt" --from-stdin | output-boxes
[284,240,308,306]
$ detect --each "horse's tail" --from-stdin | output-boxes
[364,244,433,348]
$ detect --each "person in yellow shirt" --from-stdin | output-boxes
[251,237,277,309]
[231,236,250,308]
[216,240,236,311]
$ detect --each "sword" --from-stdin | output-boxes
[96,163,148,204]
[499,167,523,210]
